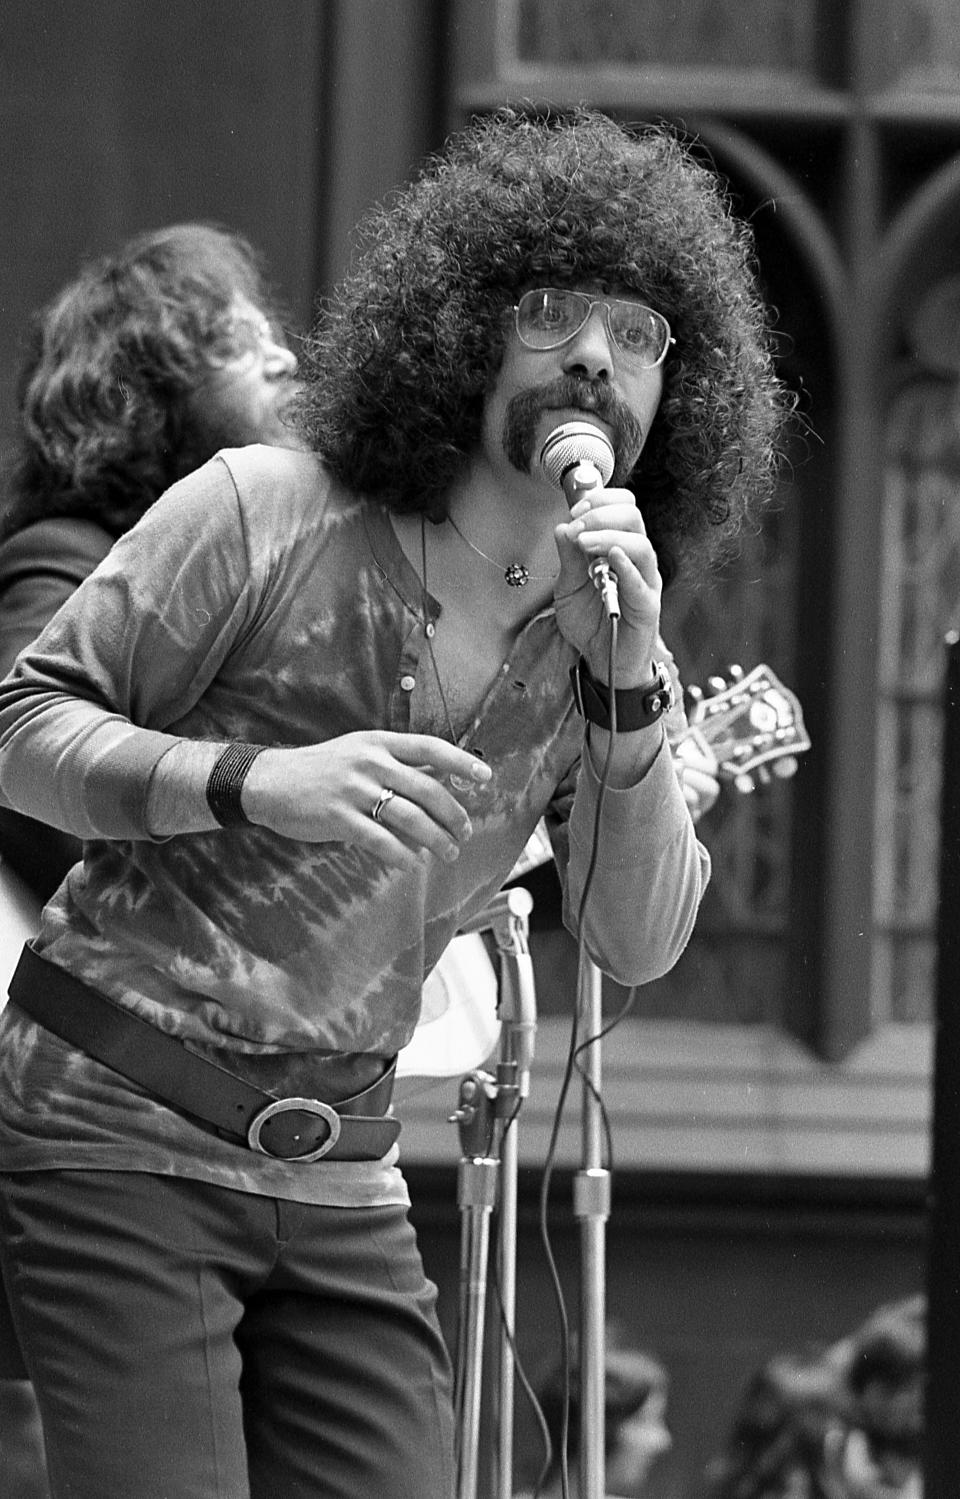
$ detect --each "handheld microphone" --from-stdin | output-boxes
[539,421,620,618]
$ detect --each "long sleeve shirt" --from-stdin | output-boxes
[0,445,709,1205]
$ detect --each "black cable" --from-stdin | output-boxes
[487,1100,555,1492]
[571,983,640,1174]
[528,616,622,1499]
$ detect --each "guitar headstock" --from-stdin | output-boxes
[683,663,811,793]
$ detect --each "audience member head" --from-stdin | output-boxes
[706,1349,847,1499]
[4,221,301,540]
[840,1295,925,1498]
[534,1341,671,1496]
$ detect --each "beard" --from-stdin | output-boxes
[503,375,648,485]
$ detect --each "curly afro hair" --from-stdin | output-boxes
[295,105,793,585]
[3,222,291,541]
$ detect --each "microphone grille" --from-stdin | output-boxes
[539,421,615,488]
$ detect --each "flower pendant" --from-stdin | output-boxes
[504,564,530,587]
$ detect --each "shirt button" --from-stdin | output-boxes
[399,675,416,692]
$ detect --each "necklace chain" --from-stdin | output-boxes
[445,514,558,588]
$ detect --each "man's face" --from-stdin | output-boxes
[185,295,306,452]
[481,286,666,496]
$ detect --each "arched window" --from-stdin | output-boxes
[874,255,960,1023]
[392,0,960,1178]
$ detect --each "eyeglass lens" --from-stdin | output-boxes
[516,289,670,367]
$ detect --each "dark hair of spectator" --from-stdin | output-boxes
[706,1351,845,1499]
[845,1294,925,1466]
[536,1345,668,1469]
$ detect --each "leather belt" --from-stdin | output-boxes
[8,944,401,1163]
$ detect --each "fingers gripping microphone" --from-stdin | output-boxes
[539,421,620,618]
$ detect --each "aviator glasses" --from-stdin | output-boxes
[514,288,674,369]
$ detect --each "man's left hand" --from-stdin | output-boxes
[553,484,662,686]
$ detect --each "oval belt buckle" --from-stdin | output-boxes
[247,1096,342,1162]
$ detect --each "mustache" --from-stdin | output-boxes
[504,376,647,482]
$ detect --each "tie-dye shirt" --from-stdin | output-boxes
[0,446,709,1206]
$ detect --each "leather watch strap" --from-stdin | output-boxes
[570,656,674,732]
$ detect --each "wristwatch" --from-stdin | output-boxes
[570,656,674,732]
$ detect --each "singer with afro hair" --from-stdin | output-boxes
[0,106,789,1498]
[297,105,787,585]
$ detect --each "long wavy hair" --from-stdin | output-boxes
[2,222,289,540]
[295,106,793,585]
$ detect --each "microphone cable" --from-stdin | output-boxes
[526,612,624,1499]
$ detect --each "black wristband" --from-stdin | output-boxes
[205,742,267,828]
[570,657,674,733]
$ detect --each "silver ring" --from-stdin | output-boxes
[371,787,397,823]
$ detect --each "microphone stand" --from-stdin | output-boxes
[575,951,609,1499]
[450,887,536,1499]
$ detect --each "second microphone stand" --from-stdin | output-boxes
[574,950,609,1499]
[449,886,536,1499]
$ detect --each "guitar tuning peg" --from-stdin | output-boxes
[684,683,705,724]
[727,664,744,681]
[773,756,799,780]
[734,773,756,794]
[707,675,727,695]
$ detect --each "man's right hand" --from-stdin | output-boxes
[149,731,492,872]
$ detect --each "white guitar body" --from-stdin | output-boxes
[396,933,499,1089]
